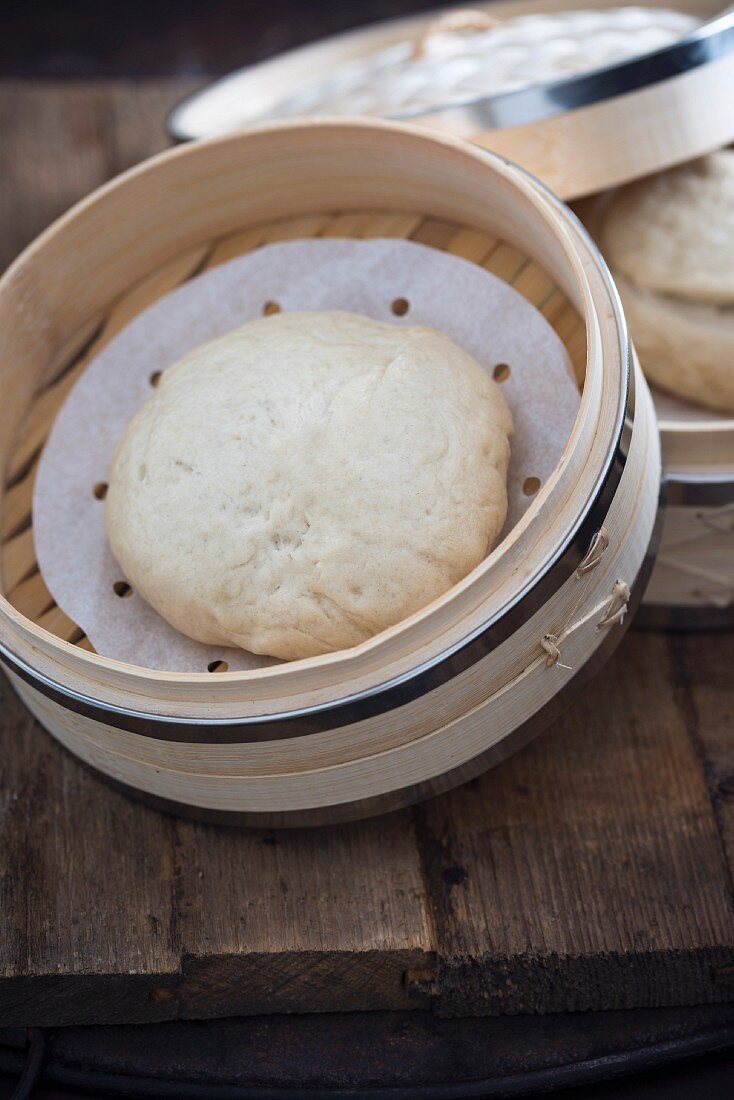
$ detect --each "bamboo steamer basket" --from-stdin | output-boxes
[0,121,659,825]
[169,2,734,632]
[641,413,734,629]
[168,0,734,202]
[578,196,734,629]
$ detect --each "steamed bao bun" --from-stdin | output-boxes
[106,310,512,661]
[599,151,734,414]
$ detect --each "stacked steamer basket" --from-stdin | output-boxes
[0,121,659,825]
[170,0,734,631]
[643,403,734,629]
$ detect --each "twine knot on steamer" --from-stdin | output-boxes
[541,633,572,671]
[576,526,610,576]
[598,580,631,629]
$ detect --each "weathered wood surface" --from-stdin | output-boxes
[0,81,733,1027]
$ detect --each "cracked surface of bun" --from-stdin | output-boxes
[106,310,512,660]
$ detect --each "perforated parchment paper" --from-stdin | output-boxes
[34,238,580,672]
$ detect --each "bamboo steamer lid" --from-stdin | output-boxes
[0,120,661,824]
[168,1,734,201]
[169,1,734,632]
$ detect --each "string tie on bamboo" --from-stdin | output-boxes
[576,526,609,576]
[598,580,630,629]
[541,633,572,670]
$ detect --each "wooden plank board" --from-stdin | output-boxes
[0,80,733,1027]
[672,633,734,925]
[0,664,433,1028]
[415,633,734,1015]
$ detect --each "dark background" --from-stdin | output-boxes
[1,1,733,1097]
[2,0,446,78]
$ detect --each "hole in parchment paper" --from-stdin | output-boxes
[149,371,162,387]
[391,297,409,316]
[263,301,281,316]
[523,476,541,496]
[493,363,511,382]
[207,659,229,673]
[113,581,133,598]
[93,481,108,500]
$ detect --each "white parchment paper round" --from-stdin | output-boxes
[34,238,579,673]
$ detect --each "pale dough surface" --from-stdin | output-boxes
[613,274,734,415]
[602,152,734,305]
[599,152,734,413]
[106,310,512,660]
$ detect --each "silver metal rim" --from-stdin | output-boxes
[47,531,659,826]
[0,444,628,741]
[0,374,632,742]
[664,473,734,508]
[167,10,734,142]
[0,148,633,745]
